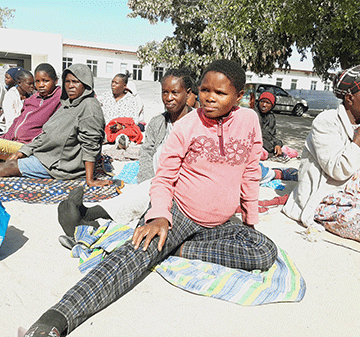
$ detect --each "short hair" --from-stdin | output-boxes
[15,69,33,82]
[34,63,58,81]
[160,68,193,91]
[200,59,246,93]
[113,71,131,85]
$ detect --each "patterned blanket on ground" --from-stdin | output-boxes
[0,177,124,203]
[71,222,306,306]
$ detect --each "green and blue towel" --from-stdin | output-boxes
[71,222,306,306]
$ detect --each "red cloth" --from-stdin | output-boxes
[105,117,143,144]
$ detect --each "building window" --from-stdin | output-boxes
[154,67,164,82]
[276,78,283,87]
[133,64,142,80]
[62,57,73,71]
[324,82,330,91]
[87,60,98,77]
[120,63,127,74]
[291,79,298,90]
[246,75,253,82]
[311,81,317,90]
[106,62,113,74]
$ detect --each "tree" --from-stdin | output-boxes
[127,0,360,80]
[0,7,15,28]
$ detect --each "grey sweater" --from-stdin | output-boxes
[137,112,170,183]
[20,64,105,179]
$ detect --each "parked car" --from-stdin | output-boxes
[240,83,309,116]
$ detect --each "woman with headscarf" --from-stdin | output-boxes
[0,67,24,109]
[0,64,111,187]
[2,68,35,132]
[283,65,360,234]
[0,67,24,132]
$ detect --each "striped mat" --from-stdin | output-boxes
[72,222,306,305]
[155,248,306,306]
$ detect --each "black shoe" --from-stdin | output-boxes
[58,235,76,250]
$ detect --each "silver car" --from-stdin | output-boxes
[240,83,309,116]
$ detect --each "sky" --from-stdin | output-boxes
[2,1,175,47]
[1,0,313,71]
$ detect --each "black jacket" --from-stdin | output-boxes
[256,106,283,153]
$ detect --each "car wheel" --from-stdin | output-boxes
[292,104,305,116]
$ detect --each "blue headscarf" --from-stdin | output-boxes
[6,66,24,81]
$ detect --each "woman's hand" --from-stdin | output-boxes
[274,145,282,156]
[86,179,113,187]
[132,217,169,252]
[7,151,26,161]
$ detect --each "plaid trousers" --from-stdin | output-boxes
[52,201,277,333]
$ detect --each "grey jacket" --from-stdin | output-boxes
[20,64,105,179]
[137,112,170,183]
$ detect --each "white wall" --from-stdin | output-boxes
[0,28,63,74]
[63,44,159,81]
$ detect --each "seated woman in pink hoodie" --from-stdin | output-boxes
[0,63,61,160]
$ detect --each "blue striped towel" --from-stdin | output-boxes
[71,223,306,305]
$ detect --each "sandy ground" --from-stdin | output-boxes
[1,97,360,336]
[2,159,360,337]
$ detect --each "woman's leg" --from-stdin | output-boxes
[26,201,201,335]
[58,187,112,237]
[180,220,278,271]
[58,180,152,237]
[0,159,21,176]
[100,179,151,224]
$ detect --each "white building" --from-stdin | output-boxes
[246,69,332,92]
[62,39,164,82]
[0,27,330,92]
[0,28,164,83]
[0,28,63,73]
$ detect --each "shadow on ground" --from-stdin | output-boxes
[0,225,28,260]
[275,113,314,155]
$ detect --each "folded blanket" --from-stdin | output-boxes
[113,161,139,185]
[71,222,306,306]
[102,143,141,161]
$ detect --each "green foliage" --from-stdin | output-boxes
[0,7,15,28]
[128,0,360,80]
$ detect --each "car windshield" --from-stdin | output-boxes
[274,87,288,96]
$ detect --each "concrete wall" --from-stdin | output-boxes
[63,41,164,81]
[0,28,63,74]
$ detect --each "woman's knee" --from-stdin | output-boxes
[260,236,278,271]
